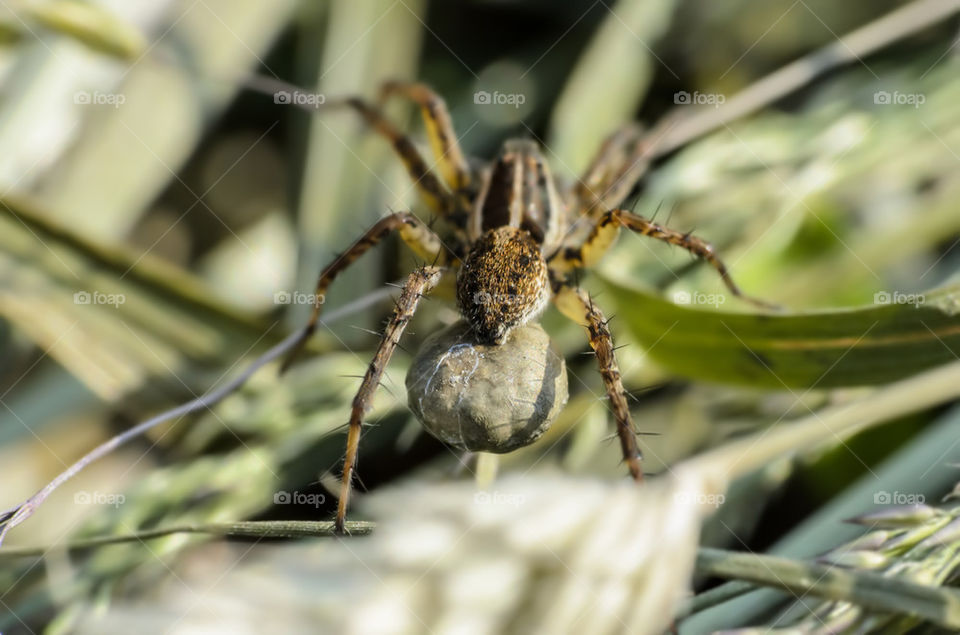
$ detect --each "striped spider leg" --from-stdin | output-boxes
[548,207,777,310]
[281,212,447,372]
[335,265,445,532]
[276,81,475,532]
[573,123,652,216]
[551,282,645,481]
[542,127,774,481]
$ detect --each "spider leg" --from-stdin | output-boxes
[377,81,473,197]
[550,208,775,309]
[318,96,458,216]
[572,124,653,217]
[281,211,446,372]
[336,265,444,533]
[552,282,643,482]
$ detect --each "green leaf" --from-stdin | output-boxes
[601,277,960,388]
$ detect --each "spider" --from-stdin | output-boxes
[278,81,769,533]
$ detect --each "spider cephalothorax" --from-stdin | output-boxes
[281,81,769,532]
[456,226,550,344]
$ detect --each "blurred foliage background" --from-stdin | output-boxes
[2,0,960,633]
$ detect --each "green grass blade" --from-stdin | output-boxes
[603,277,960,388]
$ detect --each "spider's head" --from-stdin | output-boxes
[456,226,550,344]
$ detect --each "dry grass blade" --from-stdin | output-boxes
[696,546,960,629]
[62,473,715,635]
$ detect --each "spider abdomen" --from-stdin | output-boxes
[456,227,550,344]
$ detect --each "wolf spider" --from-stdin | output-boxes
[281,81,767,532]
